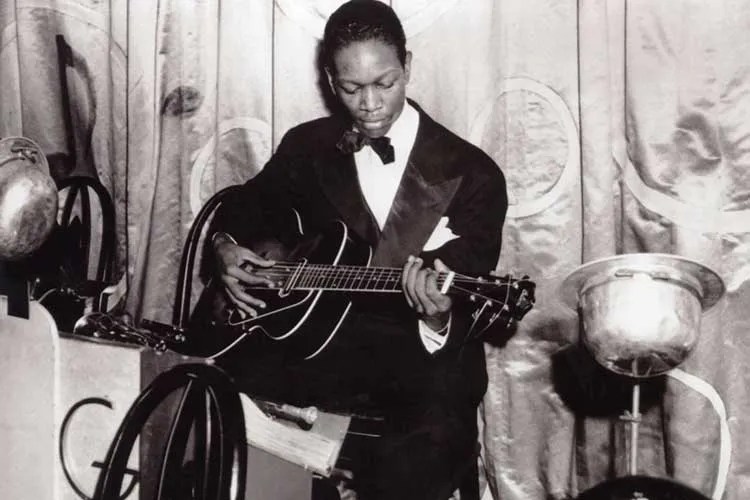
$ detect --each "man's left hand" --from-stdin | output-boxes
[401,256,452,332]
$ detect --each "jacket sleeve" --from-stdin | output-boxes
[419,151,509,350]
[421,158,508,276]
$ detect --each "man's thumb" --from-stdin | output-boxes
[433,258,451,273]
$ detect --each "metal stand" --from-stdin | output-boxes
[0,260,29,319]
[620,360,642,476]
[628,382,641,475]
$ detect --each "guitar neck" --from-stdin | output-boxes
[258,262,447,293]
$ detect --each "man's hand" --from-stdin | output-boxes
[213,232,275,318]
[401,256,452,332]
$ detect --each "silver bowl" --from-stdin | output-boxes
[560,253,724,378]
[0,137,57,260]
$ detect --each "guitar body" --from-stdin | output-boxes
[187,216,536,362]
[187,220,372,360]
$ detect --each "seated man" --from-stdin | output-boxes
[195,1,508,498]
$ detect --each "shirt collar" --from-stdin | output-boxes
[385,100,419,164]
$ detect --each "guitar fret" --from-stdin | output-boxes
[344,268,357,290]
[388,269,400,290]
[377,269,387,290]
[343,266,355,290]
[357,268,366,290]
[317,266,326,288]
[325,266,333,289]
[367,268,376,290]
[332,264,343,289]
[353,268,364,290]
[304,264,317,289]
[286,262,305,291]
[376,268,386,291]
[385,269,395,290]
[364,268,371,290]
[314,264,325,289]
[337,266,346,289]
[329,268,337,288]
[342,266,351,289]
[391,269,401,290]
[282,264,528,312]
[298,263,309,289]
[324,265,334,288]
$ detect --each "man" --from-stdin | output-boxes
[202,1,508,498]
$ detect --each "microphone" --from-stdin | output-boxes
[254,400,319,429]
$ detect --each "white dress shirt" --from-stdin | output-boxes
[353,102,450,353]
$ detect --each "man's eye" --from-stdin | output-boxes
[378,81,395,89]
[340,86,358,95]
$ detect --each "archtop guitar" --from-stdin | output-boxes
[187,219,535,360]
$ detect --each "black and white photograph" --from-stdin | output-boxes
[0,1,746,499]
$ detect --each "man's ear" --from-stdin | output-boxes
[403,51,412,83]
[325,67,337,96]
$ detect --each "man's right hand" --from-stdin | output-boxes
[212,232,276,318]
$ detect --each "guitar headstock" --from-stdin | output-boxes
[459,273,536,341]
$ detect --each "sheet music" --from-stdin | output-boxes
[240,394,351,477]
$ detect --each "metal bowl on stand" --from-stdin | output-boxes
[0,137,58,260]
[560,253,724,378]
[562,253,725,498]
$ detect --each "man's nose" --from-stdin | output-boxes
[359,86,381,112]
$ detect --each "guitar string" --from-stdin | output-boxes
[247,277,519,291]
[257,266,404,289]
[229,267,521,328]
[260,264,522,282]
[445,284,513,307]
[230,280,518,326]
[239,261,526,303]
[243,266,521,306]
[245,270,515,288]
[243,262,520,285]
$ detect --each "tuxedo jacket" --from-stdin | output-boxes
[210,100,508,414]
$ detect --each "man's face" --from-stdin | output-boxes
[327,39,411,138]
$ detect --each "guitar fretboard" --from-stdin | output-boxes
[246,262,524,311]
[259,263,442,292]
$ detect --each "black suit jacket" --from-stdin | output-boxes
[210,101,508,414]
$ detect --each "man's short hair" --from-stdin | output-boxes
[322,0,407,72]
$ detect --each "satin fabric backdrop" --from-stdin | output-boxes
[2,0,750,498]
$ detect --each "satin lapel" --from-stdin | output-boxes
[314,153,381,246]
[371,115,462,267]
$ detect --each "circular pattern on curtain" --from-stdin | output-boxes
[189,117,272,218]
[470,77,579,219]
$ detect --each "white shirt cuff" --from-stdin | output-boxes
[418,315,451,354]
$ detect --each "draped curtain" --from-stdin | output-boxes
[2,0,750,498]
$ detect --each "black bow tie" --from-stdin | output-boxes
[336,130,395,164]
